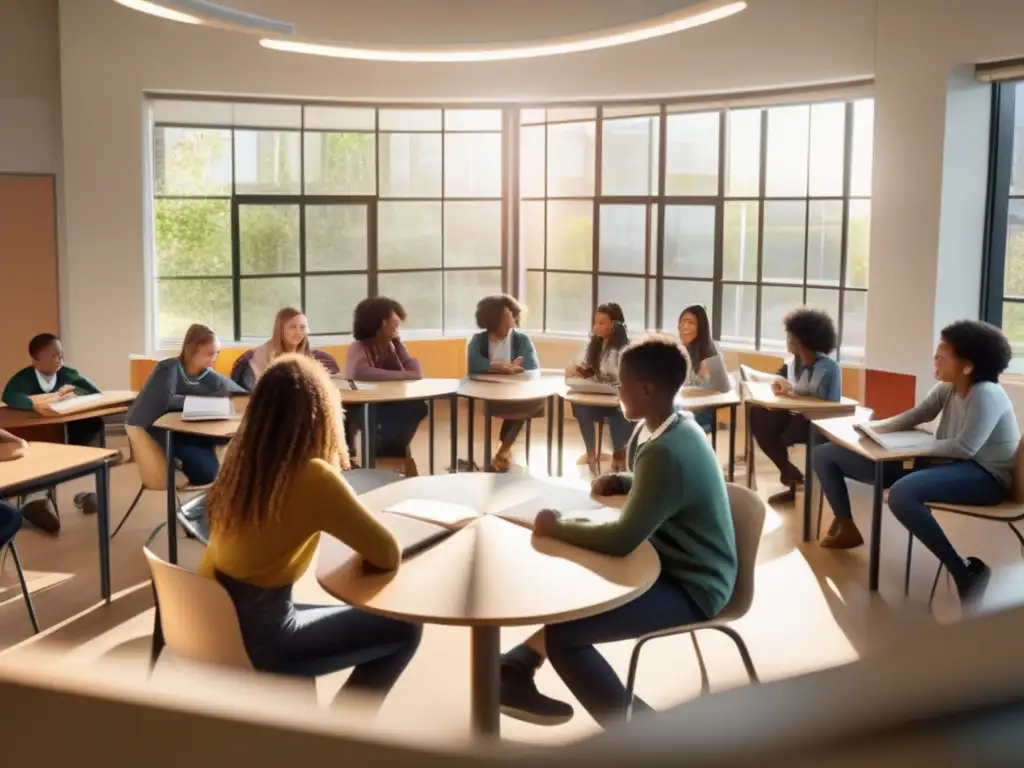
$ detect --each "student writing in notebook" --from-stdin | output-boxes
[565,303,633,476]
[3,333,105,523]
[467,294,542,472]
[499,338,737,727]
[749,308,842,505]
[813,321,1018,607]
[678,304,732,434]
[201,354,421,704]
[344,297,426,476]
[126,324,246,486]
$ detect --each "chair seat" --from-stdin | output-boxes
[926,501,1024,521]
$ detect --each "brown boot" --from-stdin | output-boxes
[610,450,627,473]
[820,517,864,549]
[21,499,60,535]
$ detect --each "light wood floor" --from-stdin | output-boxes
[1,400,1021,745]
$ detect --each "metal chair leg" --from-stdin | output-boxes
[691,634,710,695]
[525,419,531,466]
[46,486,61,520]
[1009,521,1024,557]
[904,533,914,596]
[929,563,943,607]
[8,542,39,634]
[709,625,759,683]
[816,488,825,539]
[111,486,145,539]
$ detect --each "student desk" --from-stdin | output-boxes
[457,375,569,474]
[811,415,935,592]
[316,473,659,739]
[153,398,248,564]
[0,391,137,445]
[0,442,119,602]
[335,378,461,473]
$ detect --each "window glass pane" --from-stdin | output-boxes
[379,109,442,131]
[305,274,367,335]
[521,201,545,269]
[850,100,875,197]
[662,280,713,332]
[156,278,233,342]
[153,127,232,195]
[444,201,501,267]
[546,200,593,271]
[1005,199,1024,298]
[155,199,231,277]
[378,272,442,330]
[378,201,442,269]
[1013,85,1024,196]
[445,109,502,131]
[720,284,756,347]
[305,205,368,272]
[303,106,375,131]
[725,109,761,197]
[547,107,596,122]
[663,205,714,278]
[547,121,595,197]
[805,288,840,332]
[1002,302,1024,357]
[809,102,845,196]
[520,125,546,198]
[602,117,658,196]
[303,132,376,195]
[234,130,301,194]
[444,133,502,197]
[722,201,759,282]
[762,201,806,284]
[847,199,871,289]
[239,205,300,275]
[597,276,645,333]
[445,270,503,332]
[765,105,810,197]
[379,133,442,198]
[520,108,546,125]
[523,271,545,331]
[546,272,592,333]
[760,285,804,353]
[665,112,719,196]
[806,200,842,285]
[240,277,301,338]
[598,204,646,274]
[841,290,868,363]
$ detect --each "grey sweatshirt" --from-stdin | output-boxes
[684,342,732,393]
[126,358,247,429]
[873,381,1020,488]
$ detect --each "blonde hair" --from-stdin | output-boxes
[178,324,217,365]
[269,307,311,359]
[206,354,349,534]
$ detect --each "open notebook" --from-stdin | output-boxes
[565,377,618,396]
[357,512,456,574]
[333,378,379,391]
[182,396,235,421]
[48,393,107,414]
[854,423,936,453]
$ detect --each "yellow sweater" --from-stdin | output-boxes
[198,458,400,587]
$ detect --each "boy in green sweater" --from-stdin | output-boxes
[500,337,738,728]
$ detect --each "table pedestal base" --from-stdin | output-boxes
[471,625,501,737]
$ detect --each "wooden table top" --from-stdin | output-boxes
[458,374,568,402]
[744,380,858,416]
[814,415,933,462]
[0,391,137,429]
[153,397,249,438]
[316,473,659,627]
[333,378,460,404]
[0,442,120,490]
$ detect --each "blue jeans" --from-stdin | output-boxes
[692,409,715,434]
[147,427,223,486]
[572,403,634,455]
[0,501,21,545]
[813,442,1006,572]
[504,575,705,726]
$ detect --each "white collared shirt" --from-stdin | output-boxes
[634,411,679,447]
[35,369,58,393]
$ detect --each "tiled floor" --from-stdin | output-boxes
[1,401,1020,744]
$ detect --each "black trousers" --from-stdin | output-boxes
[748,406,809,486]
[67,416,105,448]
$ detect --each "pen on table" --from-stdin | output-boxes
[348,379,357,391]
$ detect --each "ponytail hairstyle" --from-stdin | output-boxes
[585,303,630,372]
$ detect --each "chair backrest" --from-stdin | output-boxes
[719,483,767,619]
[143,547,252,670]
[1012,438,1024,505]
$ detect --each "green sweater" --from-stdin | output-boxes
[551,413,738,618]
[2,366,101,410]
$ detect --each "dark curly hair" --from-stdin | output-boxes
[29,333,59,359]
[584,303,630,372]
[620,336,689,395]
[784,307,837,355]
[940,320,1012,384]
[352,297,407,341]
[475,294,523,332]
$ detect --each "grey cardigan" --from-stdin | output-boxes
[126,358,246,429]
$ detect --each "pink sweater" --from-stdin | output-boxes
[344,339,424,381]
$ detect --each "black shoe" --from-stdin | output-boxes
[955,557,991,610]
[768,485,797,505]
[499,665,574,726]
[79,492,98,515]
[21,499,60,535]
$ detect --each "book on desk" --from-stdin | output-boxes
[182,396,236,422]
[565,378,619,396]
[854,423,936,453]
[384,495,622,532]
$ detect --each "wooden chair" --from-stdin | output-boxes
[624,483,764,720]
[111,426,210,539]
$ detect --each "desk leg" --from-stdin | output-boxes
[745,402,755,490]
[557,397,564,477]
[95,461,111,602]
[449,394,458,473]
[728,404,737,483]
[802,425,816,543]
[366,404,377,469]
[428,399,436,475]
[361,407,371,468]
[711,410,718,454]
[869,461,884,592]
[165,430,177,565]
[471,625,501,738]
[468,399,475,471]
[546,396,554,477]
[483,401,492,472]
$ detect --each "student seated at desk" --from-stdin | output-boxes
[201,354,421,703]
[468,294,542,472]
[3,333,104,518]
[0,431,27,545]
[678,304,731,434]
[126,324,246,486]
[566,303,633,476]
[813,321,1018,606]
[344,297,426,476]
[500,338,737,727]
[749,308,841,505]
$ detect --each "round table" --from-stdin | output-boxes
[335,378,461,473]
[457,374,568,474]
[316,473,660,738]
